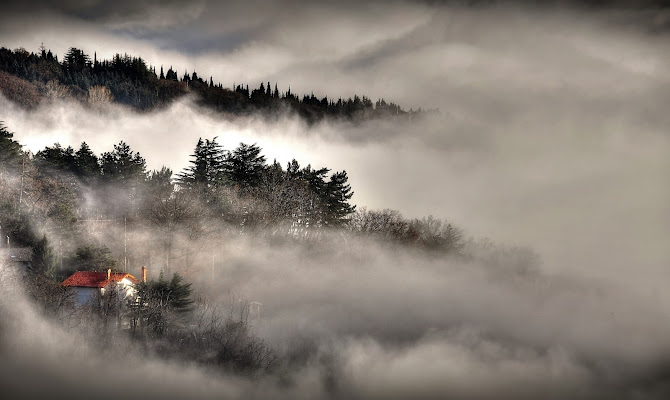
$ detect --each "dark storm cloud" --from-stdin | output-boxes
[0,0,196,19]
[4,0,670,14]
[1,0,669,53]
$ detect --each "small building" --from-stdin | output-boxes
[1,247,32,272]
[61,268,143,307]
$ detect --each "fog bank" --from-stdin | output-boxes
[1,1,670,398]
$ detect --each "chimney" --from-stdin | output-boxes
[107,268,111,281]
[141,266,147,283]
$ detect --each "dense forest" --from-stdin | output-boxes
[0,119,474,274]
[1,119,519,376]
[0,46,436,123]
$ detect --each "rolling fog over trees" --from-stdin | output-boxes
[0,45,428,123]
[1,0,670,399]
[3,116,670,399]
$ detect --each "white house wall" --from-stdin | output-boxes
[74,287,99,307]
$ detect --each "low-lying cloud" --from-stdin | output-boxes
[3,232,670,399]
[1,1,670,398]
[2,74,668,286]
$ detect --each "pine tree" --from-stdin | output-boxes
[222,143,267,188]
[100,141,146,183]
[32,234,56,278]
[34,143,76,175]
[166,273,193,311]
[138,272,194,336]
[99,141,147,215]
[302,165,329,194]
[146,166,174,199]
[176,137,225,190]
[297,164,330,227]
[63,47,90,73]
[286,159,302,180]
[0,122,23,171]
[66,245,117,272]
[74,142,101,183]
[166,66,177,81]
[323,170,355,225]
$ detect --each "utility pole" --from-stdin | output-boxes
[124,216,127,272]
[18,150,25,214]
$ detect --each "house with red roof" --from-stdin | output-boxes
[62,267,145,307]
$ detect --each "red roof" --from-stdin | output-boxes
[61,271,139,288]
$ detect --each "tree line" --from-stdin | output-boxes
[1,119,541,377]
[0,46,437,123]
[0,118,472,283]
[1,120,358,275]
[0,119,463,377]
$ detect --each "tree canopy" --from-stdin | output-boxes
[0,121,23,171]
[0,46,436,122]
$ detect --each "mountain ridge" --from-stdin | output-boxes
[0,46,438,124]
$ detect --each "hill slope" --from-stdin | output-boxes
[0,46,436,123]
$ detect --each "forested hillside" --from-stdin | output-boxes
[0,46,436,123]
[0,119,491,280]
[2,118,523,377]
[1,122,353,272]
